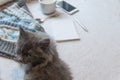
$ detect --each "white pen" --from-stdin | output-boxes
[73,17,88,32]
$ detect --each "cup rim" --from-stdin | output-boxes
[39,0,56,4]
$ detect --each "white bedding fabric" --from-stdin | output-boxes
[0,58,25,80]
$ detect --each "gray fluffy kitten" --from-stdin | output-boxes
[16,27,72,80]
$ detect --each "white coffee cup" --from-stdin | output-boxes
[39,0,56,14]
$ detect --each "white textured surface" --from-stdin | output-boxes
[1,0,120,80]
[0,58,25,80]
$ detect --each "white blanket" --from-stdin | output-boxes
[0,58,25,80]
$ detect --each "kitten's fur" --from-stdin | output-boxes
[16,27,72,80]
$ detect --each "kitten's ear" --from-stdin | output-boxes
[39,38,50,50]
[19,27,28,39]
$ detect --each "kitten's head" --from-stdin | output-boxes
[16,27,52,66]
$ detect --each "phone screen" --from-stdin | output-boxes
[57,1,76,12]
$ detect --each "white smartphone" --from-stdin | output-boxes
[56,1,79,15]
